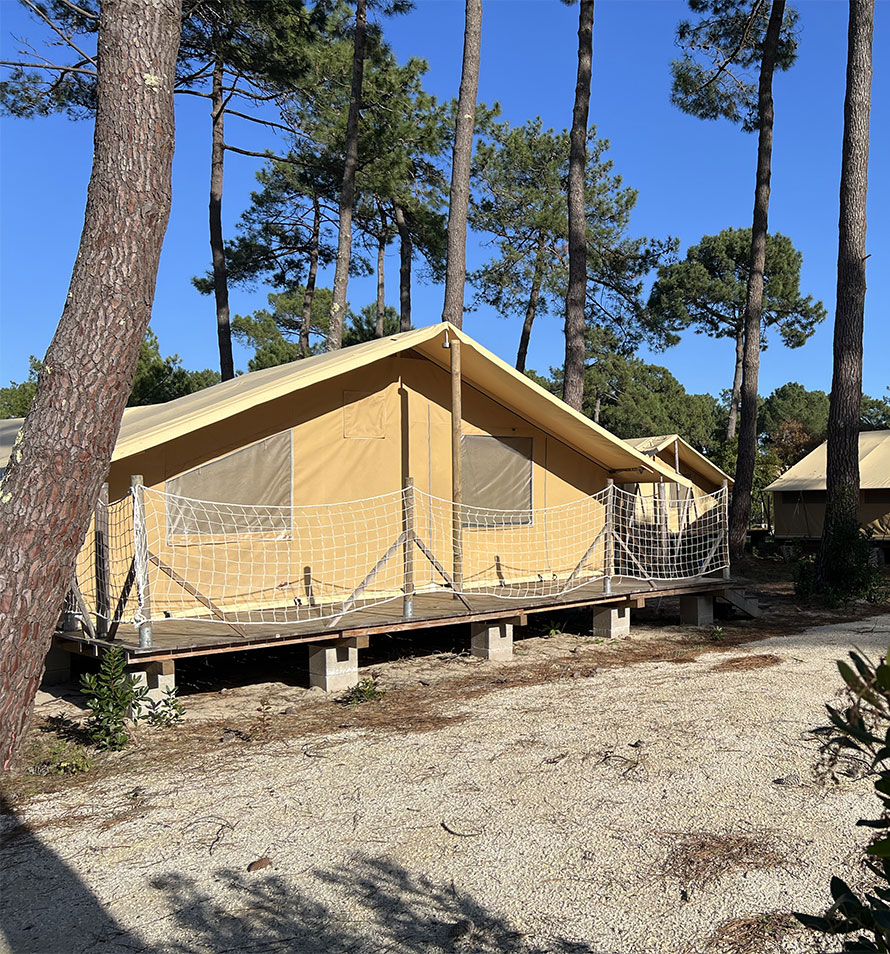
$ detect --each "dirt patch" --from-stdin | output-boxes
[661,831,787,890]
[712,654,783,673]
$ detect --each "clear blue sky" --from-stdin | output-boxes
[0,0,887,403]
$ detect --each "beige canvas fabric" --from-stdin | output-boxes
[766,431,890,492]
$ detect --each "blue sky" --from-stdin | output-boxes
[0,0,887,402]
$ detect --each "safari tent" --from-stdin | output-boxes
[766,430,890,542]
[0,323,731,647]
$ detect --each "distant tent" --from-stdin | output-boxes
[765,430,890,541]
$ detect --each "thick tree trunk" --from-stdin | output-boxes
[376,205,387,338]
[327,0,366,351]
[0,0,181,768]
[727,324,744,439]
[441,0,482,329]
[300,195,321,358]
[210,59,234,381]
[394,203,412,332]
[728,0,784,562]
[562,0,594,411]
[516,236,547,373]
[817,0,873,588]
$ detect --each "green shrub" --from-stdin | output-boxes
[145,686,186,728]
[793,528,886,606]
[796,649,890,949]
[339,678,386,706]
[29,739,92,776]
[80,647,147,750]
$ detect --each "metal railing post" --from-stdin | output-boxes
[604,478,614,596]
[131,475,153,648]
[95,482,110,637]
[721,479,731,579]
[403,477,415,618]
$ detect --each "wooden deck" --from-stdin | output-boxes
[55,575,732,664]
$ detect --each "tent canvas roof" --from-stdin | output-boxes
[0,323,690,486]
[625,434,733,488]
[765,431,890,492]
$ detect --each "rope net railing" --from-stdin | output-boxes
[66,482,729,637]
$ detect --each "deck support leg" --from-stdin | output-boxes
[593,605,630,640]
[470,619,515,661]
[308,641,359,693]
[127,660,176,718]
[679,594,714,627]
[43,642,72,686]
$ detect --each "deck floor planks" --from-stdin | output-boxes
[56,575,730,662]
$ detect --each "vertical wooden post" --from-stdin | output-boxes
[604,478,614,596]
[657,479,669,578]
[131,475,153,649]
[721,479,731,579]
[303,566,315,608]
[403,477,415,618]
[95,482,110,637]
[674,438,680,474]
[450,335,463,595]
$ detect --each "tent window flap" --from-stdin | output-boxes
[461,435,532,526]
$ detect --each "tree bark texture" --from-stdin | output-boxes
[376,205,387,338]
[562,0,594,411]
[394,203,412,331]
[210,59,234,381]
[300,195,321,358]
[0,0,181,768]
[516,235,547,373]
[727,325,744,439]
[327,0,366,351]
[441,0,482,329]
[817,0,874,584]
[728,0,784,561]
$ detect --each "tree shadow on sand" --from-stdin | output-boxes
[1,793,603,954]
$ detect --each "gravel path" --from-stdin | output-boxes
[3,615,888,954]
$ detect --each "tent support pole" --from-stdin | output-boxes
[95,482,110,638]
[722,479,731,578]
[131,475,153,649]
[604,479,614,595]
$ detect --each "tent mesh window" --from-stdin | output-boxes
[460,435,533,527]
[165,430,293,540]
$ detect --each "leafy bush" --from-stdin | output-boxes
[80,647,147,750]
[339,678,386,706]
[145,686,186,728]
[796,649,890,950]
[793,527,886,606]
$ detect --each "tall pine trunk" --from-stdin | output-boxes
[0,0,181,768]
[816,0,874,589]
[516,235,547,373]
[375,204,387,338]
[327,0,366,351]
[728,0,784,561]
[562,0,594,411]
[210,58,234,381]
[727,324,744,439]
[441,0,482,329]
[300,195,321,358]
[394,203,412,331]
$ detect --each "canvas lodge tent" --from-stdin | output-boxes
[766,430,890,543]
[0,324,732,648]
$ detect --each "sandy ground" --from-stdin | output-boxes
[2,608,888,954]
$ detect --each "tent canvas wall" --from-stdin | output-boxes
[2,324,711,628]
[766,430,890,541]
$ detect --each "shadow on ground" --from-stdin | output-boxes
[0,793,602,954]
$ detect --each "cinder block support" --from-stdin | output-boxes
[308,641,359,693]
[680,593,714,627]
[470,619,514,661]
[127,659,176,718]
[593,605,631,639]
[43,644,73,686]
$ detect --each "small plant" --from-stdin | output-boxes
[145,686,185,728]
[711,625,726,642]
[254,695,273,739]
[29,739,92,776]
[541,619,565,638]
[80,647,147,750]
[339,678,386,706]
